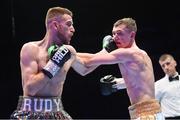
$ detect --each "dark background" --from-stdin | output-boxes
[1,0,180,119]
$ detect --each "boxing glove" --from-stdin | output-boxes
[102,35,118,53]
[100,75,118,96]
[100,75,126,96]
[42,45,71,79]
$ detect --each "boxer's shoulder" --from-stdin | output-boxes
[63,45,76,55]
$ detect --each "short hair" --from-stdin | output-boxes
[159,54,175,62]
[45,6,73,27]
[113,18,137,32]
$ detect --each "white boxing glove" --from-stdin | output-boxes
[112,78,126,90]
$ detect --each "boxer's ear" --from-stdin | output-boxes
[51,21,60,30]
[130,31,136,39]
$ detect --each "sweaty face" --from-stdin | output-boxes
[112,24,134,48]
[56,14,75,44]
[159,57,177,76]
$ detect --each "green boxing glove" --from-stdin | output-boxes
[42,44,71,79]
[102,35,118,52]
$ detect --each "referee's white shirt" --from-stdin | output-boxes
[155,73,180,118]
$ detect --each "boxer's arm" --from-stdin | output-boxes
[72,49,107,76]
[72,35,118,75]
[20,43,49,96]
[76,49,107,61]
[85,48,137,66]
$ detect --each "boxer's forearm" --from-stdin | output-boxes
[77,53,95,60]
[72,55,99,76]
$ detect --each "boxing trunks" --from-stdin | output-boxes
[128,99,165,120]
[10,96,72,120]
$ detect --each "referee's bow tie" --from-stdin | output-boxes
[169,75,179,82]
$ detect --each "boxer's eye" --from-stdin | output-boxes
[166,62,170,66]
[116,31,124,36]
[112,30,123,36]
[66,21,73,27]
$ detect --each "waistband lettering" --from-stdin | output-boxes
[23,98,31,111]
[21,98,62,112]
[34,99,43,112]
[45,99,52,112]
[53,98,61,111]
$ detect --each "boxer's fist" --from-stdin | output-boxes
[42,45,71,79]
[100,75,118,96]
[102,35,118,52]
[100,75,126,96]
